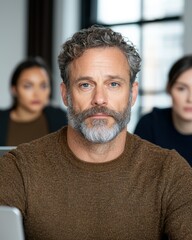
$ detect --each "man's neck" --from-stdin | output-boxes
[67,126,127,163]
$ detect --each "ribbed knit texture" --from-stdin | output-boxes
[1,126,192,240]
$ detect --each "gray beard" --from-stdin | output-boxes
[67,94,132,143]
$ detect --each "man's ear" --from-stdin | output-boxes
[131,81,138,107]
[60,82,68,107]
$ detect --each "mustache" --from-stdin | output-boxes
[68,106,123,122]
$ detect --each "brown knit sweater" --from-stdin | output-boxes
[1,126,192,240]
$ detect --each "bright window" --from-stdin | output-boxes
[97,0,141,23]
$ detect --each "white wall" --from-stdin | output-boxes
[0,0,26,109]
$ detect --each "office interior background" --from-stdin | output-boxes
[0,0,192,132]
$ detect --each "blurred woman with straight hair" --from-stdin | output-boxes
[134,55,192,166]
[0,57,67,146]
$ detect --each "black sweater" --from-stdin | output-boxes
[134,107,192,166]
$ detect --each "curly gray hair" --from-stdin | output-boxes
[58,25,141,89]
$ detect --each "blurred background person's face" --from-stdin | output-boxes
[12,67,51,114]
[170,69,192,122]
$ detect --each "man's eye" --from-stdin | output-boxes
[110,82,120,87]
[80,83,90,88]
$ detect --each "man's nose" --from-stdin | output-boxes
[91,86,107,106]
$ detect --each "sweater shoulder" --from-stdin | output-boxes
[12,127,66,159]
[129,133,188,168]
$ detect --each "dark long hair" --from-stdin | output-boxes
[167,55,192,92]
[10,56,52,109]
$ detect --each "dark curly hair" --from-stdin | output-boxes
[58,25,141,89]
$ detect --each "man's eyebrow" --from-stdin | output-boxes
[74,76,93,83]
[74,75,127,83]
[106,75,127,82]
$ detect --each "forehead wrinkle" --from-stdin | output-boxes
[69,48,130,84]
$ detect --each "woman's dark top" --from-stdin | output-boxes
[134,107,192,166]
[0,106,68,146]
[6,113,49,146]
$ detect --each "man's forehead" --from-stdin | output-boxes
[69,47,130,78]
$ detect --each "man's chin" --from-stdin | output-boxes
[85,118,114,128]
[79,122,121,143]
[84,125,115,132]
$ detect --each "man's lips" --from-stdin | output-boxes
[89,113,110,119]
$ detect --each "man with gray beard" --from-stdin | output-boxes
[66,93,132,143]
[1,25,192,240]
